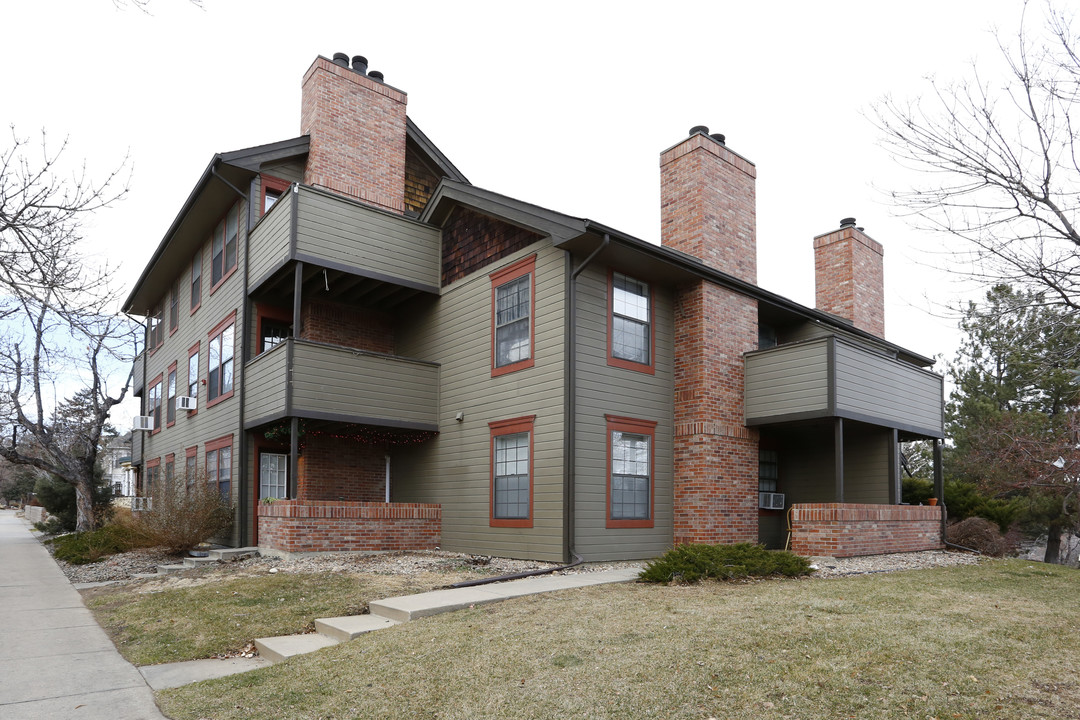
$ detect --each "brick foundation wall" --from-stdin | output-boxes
[300,300,393,353]
[441,205,543,286]
[300,56,407,214]
[660,131,757,284]
[672,281,760,545]
[258,500,441,553]
[790,503,943,558]
[813,225,885,337]
[297,435,387,502]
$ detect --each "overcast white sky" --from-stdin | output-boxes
[4,0,1032,407]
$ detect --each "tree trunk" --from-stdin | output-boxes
[1044,522,1062,565]
[74,475,95,532]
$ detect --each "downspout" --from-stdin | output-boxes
[211,161,252,547]
[563,231,610,563]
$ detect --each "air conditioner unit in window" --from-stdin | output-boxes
[132,416,154,432]
[177,396,197,411]
[759,492,785,510]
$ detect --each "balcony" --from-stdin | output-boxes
[247,184,441,297]
[244,339,439,431]
[744,335,943,438]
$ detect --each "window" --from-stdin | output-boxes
[207,312,236,406]
[210,204,239,289]
[609,271,653,373]
[206,435,233,501]
[489,416,535,528]
[166,362,177,427]
[165,454,175,488]
[169,279,179,334]
[190,249,202,313]
[149,302,164,351]
[490,255,536,377]
[758,449,778,493]
[185,446,198,490]
[259,452,288,500]
[147,375,162,435]
[145,458,161,494]
[606,415,656,528]
[261,176,290,216]
[187,342,199,411]
[256,304,292,355]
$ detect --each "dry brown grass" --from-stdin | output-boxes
[157,559,1080,720]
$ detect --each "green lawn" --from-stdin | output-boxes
[155,559,1080,719]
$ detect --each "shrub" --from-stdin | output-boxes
[902,477,935,505]
[639,543,813,584]
[47,522,152,564]
[134,474,233,554]
[944,480,1021,532]
[946,517,1012,556]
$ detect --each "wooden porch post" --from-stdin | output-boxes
[933,438,945,535]
[834,417,845,503]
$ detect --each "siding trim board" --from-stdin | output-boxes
[292,252,439,296]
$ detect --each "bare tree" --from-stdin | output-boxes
[873,2,1080,313]
[0,128,136,531]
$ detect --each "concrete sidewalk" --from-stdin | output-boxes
[0,509,166,720]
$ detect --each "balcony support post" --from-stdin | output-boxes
[889,428,900,504]
[834,417,845,503]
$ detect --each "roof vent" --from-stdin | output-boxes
[689,125,710,136]
[840,217,857,228]
[332,52,350,68]
[351,55,368,75]
[368,70,384,83]
[710,133,726,145]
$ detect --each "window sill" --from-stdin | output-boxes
[206,389,234,409]
[490,517,533,528]
[606,518,654,529]
[607,356,656,375]
[491,358,534,378]
[209,265,238,296]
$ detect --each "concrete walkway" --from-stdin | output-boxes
[0,509,166,720]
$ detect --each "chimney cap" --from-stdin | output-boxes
[840,217,857,228]
[332,52,350,67]
[689,125,710,136]
[351,55,368,75]
[710,133,726,145]
[368,70,384,82]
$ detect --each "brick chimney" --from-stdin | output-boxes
[814,218,885,337]
[301,54,407,215]
[660,127,756,284]
[662,128,759,547]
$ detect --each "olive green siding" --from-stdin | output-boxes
[842,424,891,504]
[294,186,440,289]
[260,160,306,185]
[137,197,248,545]
[248,195,292,287]
[745,336,944,437]
[572,262,675,560]
[243,342,288,425]
[393,244,566,562]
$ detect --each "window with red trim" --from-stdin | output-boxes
[261,175,290,216]
[165,453,175,488]
[606,415,656,529]
[166,362,177,427]
[185,446,198,490]
[608,270,654,374]
[149,302,164,351]
[147,375,162,434]
[190,249,202,314]
[490,255,536,377]
[207,312,236,406]
[489,415,535,528]
[169,279,179,335]
[206,435,233,501]
[145,457,161,494]
[255,304,292,355]
[210,204,239,290]
[186,342,199,414]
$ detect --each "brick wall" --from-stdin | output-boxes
[790,503,943,557]
[660,131,757,284]
[297,434,388,502]
[258,500,441,553]
[300,56,407,214]
[672,281,760,545]
[441,205,543,286]
[813,225,885,337]
[300,300,393,353]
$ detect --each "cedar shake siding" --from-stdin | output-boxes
[441,206,545,286]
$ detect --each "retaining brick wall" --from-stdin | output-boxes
[790,503,943,558]
[258,500,441,553]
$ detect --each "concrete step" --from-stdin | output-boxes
[156,564,187,575]
[131,573,160,580]
[254,633,338,664]
[369,587,506,623]
[314,615,399,643]
[209,546,259,561]
[183,556,220,568]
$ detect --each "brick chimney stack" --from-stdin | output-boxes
[301,53,407,215]
[813,218,885,337]
[662,128,760,547]
[660,127,756,284]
